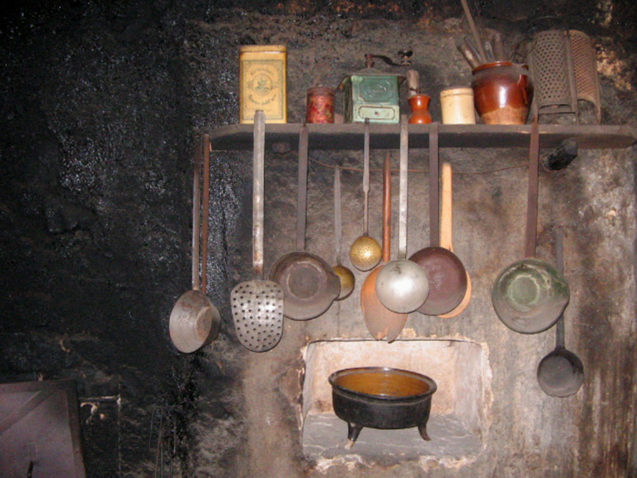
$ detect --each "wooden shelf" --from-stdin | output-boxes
[208,123,637,151]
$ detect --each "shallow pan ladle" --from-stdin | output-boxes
[537,229,584,397]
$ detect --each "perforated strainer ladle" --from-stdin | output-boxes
[231,111,284,352]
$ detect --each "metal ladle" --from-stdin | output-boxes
[231,111,284,352]
[169,135,221,353]
[375,116,429,314]
[360,153,407,342]
[332,167,355,300]
[349,120,382,271]
[537,230,584,397]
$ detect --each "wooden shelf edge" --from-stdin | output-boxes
[208,123,637,151]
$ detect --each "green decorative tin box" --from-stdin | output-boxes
[341,54,406,124]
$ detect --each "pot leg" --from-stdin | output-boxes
[418,401,433,441]
[418,422,431,441]
[344,423,363,449]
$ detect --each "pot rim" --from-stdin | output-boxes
[328,366,437,402]
[471,60,530,74]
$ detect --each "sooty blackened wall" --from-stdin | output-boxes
[0,1,636,477]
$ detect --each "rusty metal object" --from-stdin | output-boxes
[537,229,584,397]
[349,121,381,271]
[410,124,467,316]
[328,367,437,448]
[170,134,221,353]
[231,111,284,352]
[361,153,407,342]
[492,117,570,334]
[306,86,335,124]
[270,124,339,320]
[376,116,429,314]
[569,30,602,123]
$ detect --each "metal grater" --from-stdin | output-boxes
[528,30,601,124]
[569,30,602,123]
[528,30,578,119]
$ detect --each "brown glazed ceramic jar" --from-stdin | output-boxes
[471,61,533,124]
[408,94,433,124]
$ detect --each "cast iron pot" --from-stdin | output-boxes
[328,367,437,448]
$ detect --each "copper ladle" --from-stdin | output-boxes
[360,153,407,342]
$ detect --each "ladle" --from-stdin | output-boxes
[332,167,355,300]
[410,123,467,316]
[169,134,221,353]
[349,120,382,271]
[492,117,570,334]
[360,153,407,342]
[438,162,472,318]
[231,111,284,352]
[537,230,584,397]
[270,125,340,320]
[376,115,430,314]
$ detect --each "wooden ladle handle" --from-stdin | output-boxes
[440,162,453,251]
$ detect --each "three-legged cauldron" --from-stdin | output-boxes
[328,367,437,448]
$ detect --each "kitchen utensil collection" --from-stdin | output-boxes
[169,135,221,353]
[360,153,407,342]
[231,111,285,352]
[536,230,584,397]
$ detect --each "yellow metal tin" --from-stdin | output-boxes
[239,45,287,123]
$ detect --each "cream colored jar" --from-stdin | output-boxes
[440,87,475,124]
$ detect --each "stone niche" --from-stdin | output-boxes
[301,339,492,464]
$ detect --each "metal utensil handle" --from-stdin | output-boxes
[524,116,540,258]
[253,110,265,276]
[383,152,392,263]
[334,167,342,264]
[440,162,453,250]
[297,125,309,251]
[363,119,370,234]
[460,0,487,62]
[555,229,566,349]
[429,122,440,246]
[192,138,202,291]
[398,115,408,259]
[201,134,211,290]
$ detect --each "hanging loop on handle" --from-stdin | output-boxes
[253,111,265,276]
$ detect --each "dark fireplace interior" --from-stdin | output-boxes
[1,1,636,476]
